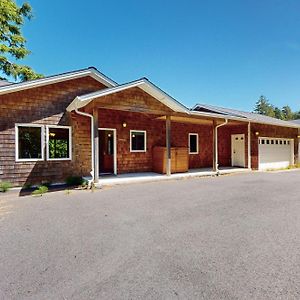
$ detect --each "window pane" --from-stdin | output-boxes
[189,134,198,153]
[131,131,145,151]
[18,126,42,159]
[48,128,70,159]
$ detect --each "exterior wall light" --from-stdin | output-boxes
[255,131,259,136]
[122,122,127,128]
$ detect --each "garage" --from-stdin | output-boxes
[259,137,294,170]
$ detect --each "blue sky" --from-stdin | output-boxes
[19,0,300,111]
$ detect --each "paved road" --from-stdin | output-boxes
[0,171,300,299]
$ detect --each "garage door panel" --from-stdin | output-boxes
[259,138,293,170]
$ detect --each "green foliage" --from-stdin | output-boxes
[254,96,275,117]
[254,95,299,121]
[65,176,84,186]
[282,105,294,120]
[31,185,48,196]
[0,181,12,192]
[0,0,43,81]
[49,139,68,159]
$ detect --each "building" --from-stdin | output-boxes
[0,67,299,187]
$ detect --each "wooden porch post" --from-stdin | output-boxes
[93,107,99,183]
[212,120,217,172]
[248,122,251,169]
[166,115,171,176]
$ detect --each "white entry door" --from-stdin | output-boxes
[231,134,245,167]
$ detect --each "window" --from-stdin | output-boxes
[189,133,198,154]
[130,130,146,152]
[46,126,72,160]
[16,124,44,161]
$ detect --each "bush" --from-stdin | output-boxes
[0,181,12,193]
[32,185,48,196]
[65,176,84,186]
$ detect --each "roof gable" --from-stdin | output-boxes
[0,67,117,96]
[67,78,189,113]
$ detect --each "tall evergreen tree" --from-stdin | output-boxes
[282,105,294,120]
[274,107,284,120]
[0,0,42,81]
[253,95,275,117]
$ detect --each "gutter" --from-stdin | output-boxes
[215,119,228,173]
[74,106,95,184]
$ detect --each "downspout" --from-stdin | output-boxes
[215,119,228,174]
[74,106,95,183]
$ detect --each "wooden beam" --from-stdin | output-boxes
[166,115,171,176]
[93,107,99,183]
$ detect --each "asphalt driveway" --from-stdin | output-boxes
[1,170,300,299]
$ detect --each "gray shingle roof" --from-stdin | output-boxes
[292,119,300,124]
[193,103,300,128]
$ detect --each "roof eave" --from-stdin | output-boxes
[0,68,117,96]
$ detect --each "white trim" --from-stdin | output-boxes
[188,133,199,154]
[0,68,117,96]
[15,123,45,162]
[99,128,117,175]
[130,130,147,153]
[46,125,72,161]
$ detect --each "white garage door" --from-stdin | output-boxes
[259,138,294,170]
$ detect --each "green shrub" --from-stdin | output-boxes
[65,176,84,186]
[0,181,12,193]
[32,185,48,196]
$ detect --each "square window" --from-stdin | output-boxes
[276,140,278,145]
[266,140,270,144]
[189,133,198,154]
[47,126,71,160]
[16,125,44,161]
[261,139,265,144]
[130,130,146,152]
[271,140,274,144]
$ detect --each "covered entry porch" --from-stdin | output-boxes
[67,78,252,184]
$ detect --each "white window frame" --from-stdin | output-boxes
[130,130,147,153]
[189,133,199,154]
[46,125,72,161]
[15,123,45,162]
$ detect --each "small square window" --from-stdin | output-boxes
[130,130,146,152]
[280,140,283,145]
[271,140,274,144]
[189,133,198,154]
[261,139,265,144]
[266,140,270,144]
[275,140,278,145]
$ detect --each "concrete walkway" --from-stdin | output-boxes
[94,167,250,187]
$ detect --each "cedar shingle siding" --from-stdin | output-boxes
[0,77,105,186]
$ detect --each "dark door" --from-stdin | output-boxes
[99,130,114,174]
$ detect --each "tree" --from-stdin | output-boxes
[294,110,300,120]
[0,0,42,81]
[274,107,284,120]
[253,95,275,117]
[282,105,294,120]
